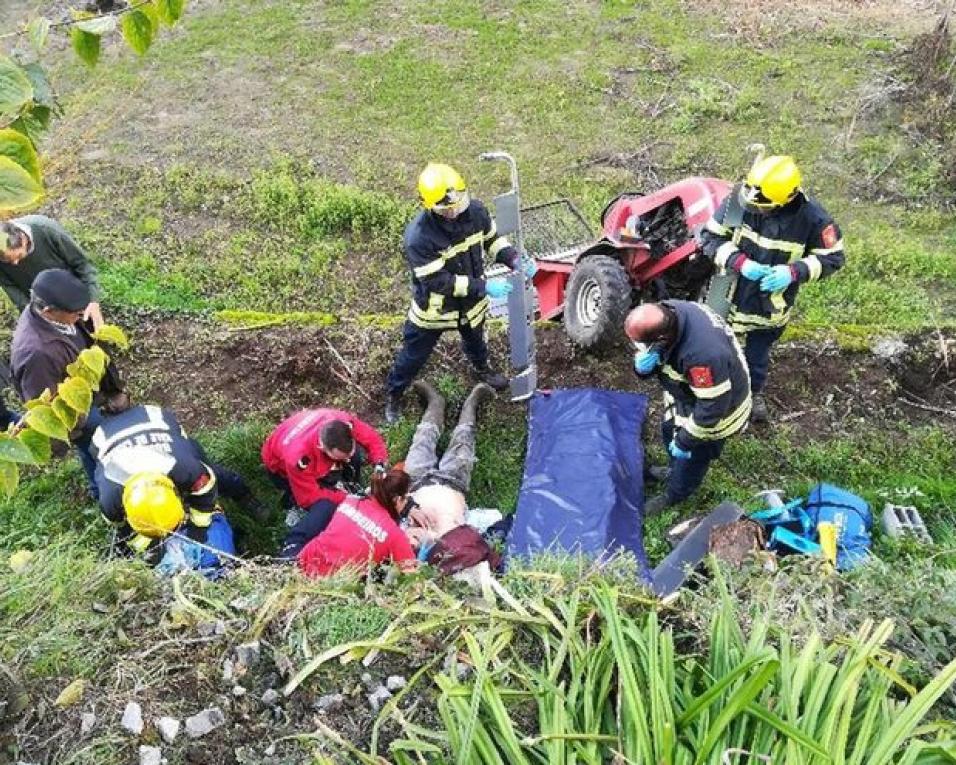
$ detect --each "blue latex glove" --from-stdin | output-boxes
[739,258,771,282]
[521,254,537,279]
[633,350,661,376]
[760,265,794,293]
[486,279,513,299]
[668,439,692,460]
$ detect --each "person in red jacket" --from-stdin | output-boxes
[298,468,417,578]
[261,408,388,557]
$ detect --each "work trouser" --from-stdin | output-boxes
[73,406,105,500]
[385,320,489,397]
[405,421,477,495]
[738,326,786,394]
[662,420,726,504]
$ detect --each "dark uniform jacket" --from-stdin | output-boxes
[656,300,752,451]
[404,200,518,330]
[1,215,101,311]
[700,193,845,332]
[91,404,218,525]
[10,306,123,414]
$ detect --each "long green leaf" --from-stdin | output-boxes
[745,702,832,761]
[0,56,33,117]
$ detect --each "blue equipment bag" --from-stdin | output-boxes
[803,483,871,570]
[507,388,651,582]
[199,513,236,569]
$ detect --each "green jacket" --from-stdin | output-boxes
[0,215,101,311]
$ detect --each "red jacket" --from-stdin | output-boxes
[261,409,388,509]
[298,495,415,577]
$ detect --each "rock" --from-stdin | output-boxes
[360,672,375,688]
[80,148,110,162]
[221,658,234,682]
[385,675,407,692]
[80,712,96,736]
[234,641,260,667]
[871,336,908,360]
[264,744,277,756]
[121,702,144,736]
[156,716,180,743]
[232,685,247,697]
[313,693,345,713]
[139,745,162,765]
[261,689,280,706]
[185,707,225,738]
[367,686,392,712]
[198,620,226,637]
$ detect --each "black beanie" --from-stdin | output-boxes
[31,269,90,312]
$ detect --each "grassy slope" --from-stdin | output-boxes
[0,3,955,751]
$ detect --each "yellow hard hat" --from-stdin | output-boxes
[740,155,802,212]
[418,162,470,216]
[123,472,185,538]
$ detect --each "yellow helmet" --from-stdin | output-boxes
[123,472,184,538]
[740,155,802,212]
[418,162,470,217]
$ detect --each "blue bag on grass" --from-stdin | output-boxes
[803,483,872,570]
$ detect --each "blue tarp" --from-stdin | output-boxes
[507,388,651,580]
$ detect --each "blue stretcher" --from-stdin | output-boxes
[506,388,651,581]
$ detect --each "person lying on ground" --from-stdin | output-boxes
[9,269,127,498]
[91,401,269,547]
[297,468,418,578]
[1,216,106,329]
[400,380,505,575]
[262,408,388,558]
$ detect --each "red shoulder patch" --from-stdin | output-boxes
[689,366,715,388]
[190,473,211,492]
[821,223,838,249]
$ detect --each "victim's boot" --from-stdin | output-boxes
[458,382,495,429]
[411,380,446,428]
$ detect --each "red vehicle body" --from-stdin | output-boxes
[526,177,732,348]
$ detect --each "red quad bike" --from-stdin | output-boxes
[522,177,732,349]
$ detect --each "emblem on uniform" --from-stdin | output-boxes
[821,224,838,249]
[689,366,715,388]
[297,456,311,470]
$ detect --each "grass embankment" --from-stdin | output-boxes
[1,0,955,760]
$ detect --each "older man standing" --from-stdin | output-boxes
[1,216,104,329]
[10,269,125,495]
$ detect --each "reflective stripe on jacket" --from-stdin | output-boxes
[404,199,517,330]
[656,301,751,450]
[700,192,845,333]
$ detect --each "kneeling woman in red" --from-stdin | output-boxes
[298,468,417,577]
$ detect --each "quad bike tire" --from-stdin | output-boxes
[564,254,632,349]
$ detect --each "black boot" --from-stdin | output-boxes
[644,494,674,517]
[458,383,495,429]
[385,391,403,425]
[750,393,769,424]
[473,365,509,392]
[411,380,445,428]
[644,465,671,485]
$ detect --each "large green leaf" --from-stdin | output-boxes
[17,429,51,464]
[75,16,117,36]
[71,29,101,67]
[77,346,107,377]
[157,0,186,24]
[120,10,154,56]
[0,128,41,184]
[58,377,93,415]
[24,404,70,441]
[0,461,19,497]
[65,359,101,391]
[52,398,80,431]
[91,324,129,350]
[0,433,39,465]
[0,156,43,214]
[0,56,34,119]
[9,107,52,146]
[19,63,57,111]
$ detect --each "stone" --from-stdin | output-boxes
[221,658,234,682]
[385,675,406,692]
[185,707,225,738]
[197,620,226,637]
[80,712,96,736]
[367,686,392,712]
[313,693,345,713]
[261,689,280,706]
[156,716,180,743]
[234,642,260,667]
[232,685,247,697]
[360,672,375,688]
[871,336,908,360]
[121,702,144,736]
[139,745,162,765]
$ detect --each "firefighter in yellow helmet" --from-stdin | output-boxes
[700,154,845,423]
[383,163,535,423]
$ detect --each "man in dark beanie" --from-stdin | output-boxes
[1,216,104,329]
[10,269,126,495]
